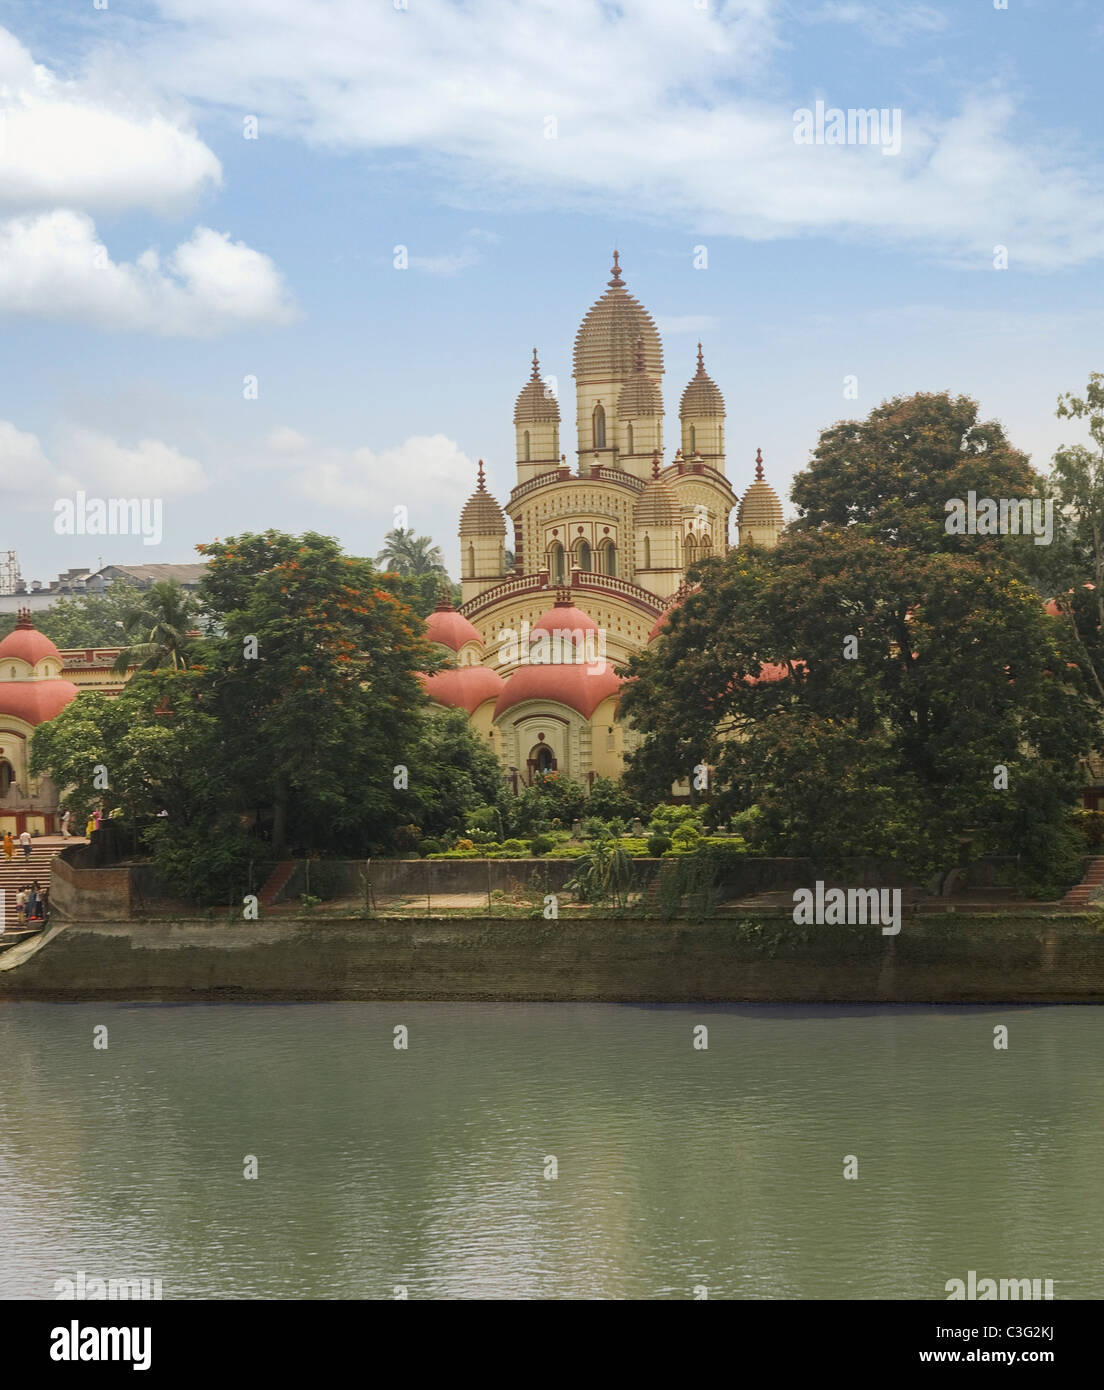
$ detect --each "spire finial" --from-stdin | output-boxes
[15,606,33,630]
[755,447,764,482]
[530,347,540,379]
[608,249,624,288]
[696,342,705,376]
[477,459,486,491]
[652,449,660,479]
[634,335,645,372]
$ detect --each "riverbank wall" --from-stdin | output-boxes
[3,914,1103,1003]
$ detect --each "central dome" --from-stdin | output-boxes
[573,251,663,383]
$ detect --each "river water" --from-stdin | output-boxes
[0,1002,1100,1300]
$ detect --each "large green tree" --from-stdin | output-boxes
[196,530,442,856]
[791,391,1045,557]
[621,531,1096,888]
[0,579,146,647]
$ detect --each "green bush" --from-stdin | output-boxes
[499,838,528,855]
[545,844,587,858]
[647,832,672,857]
[426,849,483,859]
[529,834,556,856]
[615,837,650,856]
[419,838,443,857]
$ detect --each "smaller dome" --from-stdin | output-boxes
[679,343,725,418]
[494,660,622,722]
[514,349,561,425]
[737,449,784,528]
[0,679,80,726]
[533,593,599,636]
[634,456,681,528]
[0,610,63,667]
[617,337,662,419]
[425,600,483,652]
[421,665,504,715]
[459,461,507,537]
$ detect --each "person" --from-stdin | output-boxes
[60,808,71,839]
[39,887,49,920]
[2,830,12,861]
[26,884,38,920]
[18,828,31,861]
[15,887,26,925]
[93,808,103,832]
[85,814,95,838]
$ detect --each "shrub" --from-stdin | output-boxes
[529,834,555,856]
[586,776,642,823]
[580,816,608,840]
[419,838,443,857]
[647,832,672,857]
[499,838,528,855]
[545,844,587,858]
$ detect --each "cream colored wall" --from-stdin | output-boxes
[471,591,655,676]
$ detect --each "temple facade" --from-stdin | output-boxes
[422,252,784,788]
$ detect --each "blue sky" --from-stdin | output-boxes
[2,0,1103,582]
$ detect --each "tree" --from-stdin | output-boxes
[1045,373,1104,702]
[375,527,447,576]
[403,708,505,839]
[196,530,442,856]
[111,580,201,673]
[620,531,1097,888]
[380,569,460,620]
[791,391,1044,557]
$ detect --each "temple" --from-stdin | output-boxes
[421,252,784,788]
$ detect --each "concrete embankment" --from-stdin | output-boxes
[2,914,1104,1002]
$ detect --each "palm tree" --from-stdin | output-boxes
[375,527,447,576]
[111,580,200,674]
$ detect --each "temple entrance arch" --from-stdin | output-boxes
[526,740,557,782]
[0,759,12,797]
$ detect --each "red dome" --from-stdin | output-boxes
[421,665,504,715]
[494,660,622,721]
[424,604,482,652]
[533,601,598,635]
[647,608,672,641]
[1044,598,1062,617]
[0,679,79,726]
[0,623,62,667]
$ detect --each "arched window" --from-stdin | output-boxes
[552,426,558,458]
[593,403,606,450]
[684,532,695,568]
[642,534,651,569]
[627,423,634,455]
[699,532,712,554]
[719,424,724,453]
[498,542,505,573]
[523,430,531,462]
[465,543,475,578]
[600,540,617,576]
[549,542,566,583]
[578,540,592,572]
[689,424,696,455]
[0,759,13,797]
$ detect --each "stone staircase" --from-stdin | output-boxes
[0,836,68,924]
[1061,856,1104,909]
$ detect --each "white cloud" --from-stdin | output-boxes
[119,0,1104,269]
[809,2,949,45]
[262,430,478,512]
[55,429,210,498]
[0,420,55,492]
[0,26,220,216]
[0,210,298,335]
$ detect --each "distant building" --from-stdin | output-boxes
[0,562,206,614]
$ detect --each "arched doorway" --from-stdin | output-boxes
[0,759,13,798]
[526,741,557,782]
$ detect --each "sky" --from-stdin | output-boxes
[1,0,1103,584]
